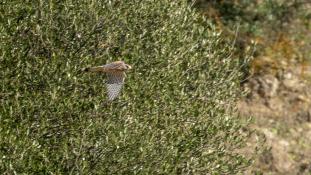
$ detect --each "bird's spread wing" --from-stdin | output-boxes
[106,72,125,101]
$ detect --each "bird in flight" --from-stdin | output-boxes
[83,61,132,101]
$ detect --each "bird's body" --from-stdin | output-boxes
[84,61,130,73]
[83,61,131,101]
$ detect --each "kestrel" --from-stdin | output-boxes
[83,61,132,101]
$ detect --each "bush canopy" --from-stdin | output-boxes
[1,0,251,174]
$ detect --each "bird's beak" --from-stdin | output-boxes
[127,64,132,70]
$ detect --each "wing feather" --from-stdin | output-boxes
[106,72,125,101]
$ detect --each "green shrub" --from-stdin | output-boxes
[0,0,251,174]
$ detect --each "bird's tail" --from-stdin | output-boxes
[81,67,90,72]
[82,66,105,72]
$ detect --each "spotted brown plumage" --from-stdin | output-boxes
[83,61,132,101]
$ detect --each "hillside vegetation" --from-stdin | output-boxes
[0,1,252,174]
[194,0,310,74]
[194,0,311,174]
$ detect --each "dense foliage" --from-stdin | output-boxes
[0,0,251,174]
[194,0,311,74]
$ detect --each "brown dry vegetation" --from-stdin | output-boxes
[195,0,311,174]
[239,66,311,174]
